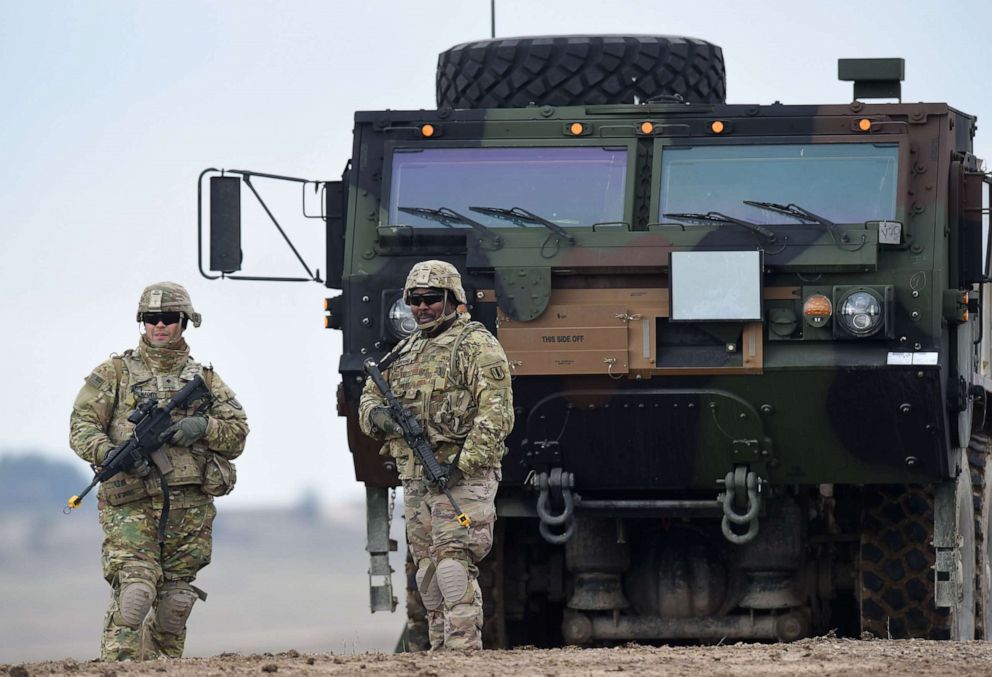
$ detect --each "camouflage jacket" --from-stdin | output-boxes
[69,339,249,507]
[359,313,514,480]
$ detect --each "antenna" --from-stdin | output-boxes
[491,0,495,38]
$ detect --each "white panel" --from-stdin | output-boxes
[670,250,762,321]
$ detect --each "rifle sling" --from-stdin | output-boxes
[376,333,415,372]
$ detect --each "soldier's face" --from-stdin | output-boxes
[409,287,448,327]
[143,315,184,346]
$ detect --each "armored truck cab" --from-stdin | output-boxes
[201,36,992,645]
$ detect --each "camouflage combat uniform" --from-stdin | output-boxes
[69,283,248,661]
[359,261,514,651]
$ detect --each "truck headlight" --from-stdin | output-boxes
[837,290,882,337]
[387,297,417,339]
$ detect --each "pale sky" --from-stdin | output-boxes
[3,0,991,508]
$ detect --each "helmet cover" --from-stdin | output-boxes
[403,260,467,305]
[136,282,202,327]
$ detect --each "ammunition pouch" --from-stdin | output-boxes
[101,472,151,507]
[201,453,237,497]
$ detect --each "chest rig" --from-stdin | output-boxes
[383,320,483,472]
[100,350,214,506]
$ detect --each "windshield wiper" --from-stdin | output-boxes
[743,201,849,245]
[664,211,776,242]
[398,206,503,247]
[469,206,576,245]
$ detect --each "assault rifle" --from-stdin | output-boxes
[66,375,212,539]
[364,359,471,527]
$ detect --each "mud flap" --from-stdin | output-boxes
[934,480,960,608]
[366,486,397,612]
[933,450,976,639]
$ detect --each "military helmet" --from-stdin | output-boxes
[136,282,202,327]
[403,260,467,305]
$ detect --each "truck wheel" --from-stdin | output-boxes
[860,456,976,639]
[860,486,952,638]
[402,546,430,652]
[971,431,992,639]
[436,35,726,109]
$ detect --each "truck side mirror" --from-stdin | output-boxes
[197,168,325,283]
[210,176,243,273]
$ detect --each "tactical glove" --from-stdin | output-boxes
[370,407,401,435]
[94,443,114,466]
[128,455,152,479]
[159,415,209,446]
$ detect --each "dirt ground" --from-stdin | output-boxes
[7,638,992,677]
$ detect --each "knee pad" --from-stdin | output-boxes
[115,564,158,629]
[117,580,155,629]
[436,558,473,606]
[156,581,199,635]
[416,559,443,611]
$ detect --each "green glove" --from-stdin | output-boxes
[370,407,401,435]
[94,443,114,466]
[159,415,209,446]
[128,456,152,479]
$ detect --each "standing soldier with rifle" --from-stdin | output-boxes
[69,282,249,661]
[359,260,514,651]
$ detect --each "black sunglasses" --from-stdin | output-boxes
[142,312,183,326]
[407,293,445,307]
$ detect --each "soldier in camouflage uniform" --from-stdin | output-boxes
[69,282,249,661]
[359,260,514,651]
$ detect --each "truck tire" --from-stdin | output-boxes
[436,35,726,109]
[860,485,948,638]
[861,465,976,639]
[970,430,992,639]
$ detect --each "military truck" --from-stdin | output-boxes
[199,35,992,645]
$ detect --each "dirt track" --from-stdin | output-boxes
[6,638,992,677]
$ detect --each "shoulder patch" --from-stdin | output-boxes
[488,365,506,381]
[85,372,106,390]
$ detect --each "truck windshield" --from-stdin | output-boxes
[387,147,628,228]
[658,143,899,224]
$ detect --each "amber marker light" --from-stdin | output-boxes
[857,118,872,132]
[569,122,585,135]
[323,298,330,311]
[803,294,833,328]
[710,120,726,134]
[420,124,436,137]
[639,121,655,135]
[804,294,833,317]
[324,316,331,329]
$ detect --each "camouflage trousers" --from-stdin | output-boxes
[98,497,215,661]
[403,467,499,651]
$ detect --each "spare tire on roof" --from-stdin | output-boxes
[436,35,726,109]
